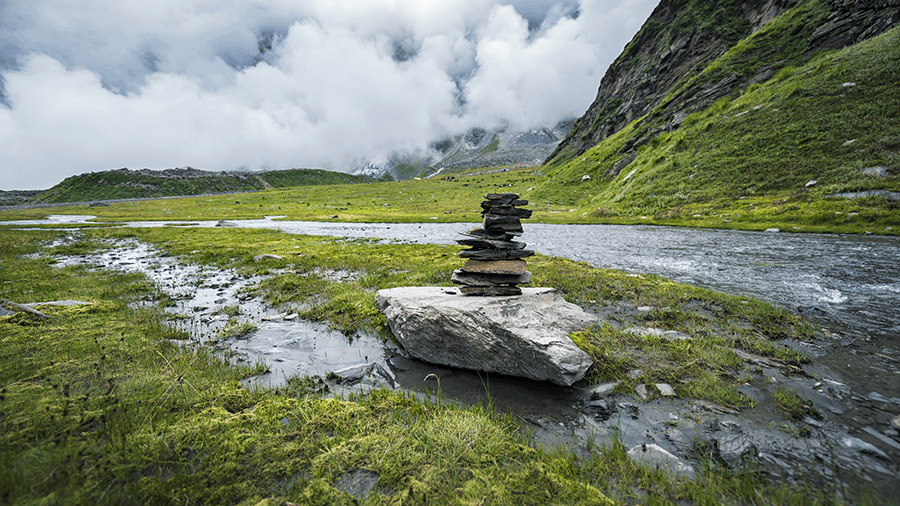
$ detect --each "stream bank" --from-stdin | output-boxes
[38,230,899,500]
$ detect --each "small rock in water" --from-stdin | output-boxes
[626,369,644,380]
[656,383,676,396]
[627,443,696,480]
[866,391,894,405]
[764,228,780,233]
[590,382,619,399]
[635,384,648,400]
[842,436,888,459]
[584,399,616,420]
[714,433,759,469]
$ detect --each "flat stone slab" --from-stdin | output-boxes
[460,259,527,275]
[374,287,595,386]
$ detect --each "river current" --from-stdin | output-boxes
[210,218,900,403]
[10,215,900,376]
[223,220,899,342]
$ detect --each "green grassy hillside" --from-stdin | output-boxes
[538,16,899,232]
[30,168,378,204]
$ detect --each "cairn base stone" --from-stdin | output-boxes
[374,287,595,386]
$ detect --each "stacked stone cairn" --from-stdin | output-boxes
[451,193,534,296]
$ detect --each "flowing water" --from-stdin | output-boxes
[7,216,900,496]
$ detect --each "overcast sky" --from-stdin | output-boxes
[0,0,657,190]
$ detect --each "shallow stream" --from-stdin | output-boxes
[7,215,900,497]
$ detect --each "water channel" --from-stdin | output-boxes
[5,215,900,495]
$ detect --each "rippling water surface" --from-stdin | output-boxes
[9,215,900,388]
[222,219,899,347]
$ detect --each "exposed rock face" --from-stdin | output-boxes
[546,0,792,167]
[374,287,595,386]
[546,0,900,169]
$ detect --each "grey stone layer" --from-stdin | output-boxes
[374,287,595,386]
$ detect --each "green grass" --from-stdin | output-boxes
[29,168,377,204]
[0,228,862,504]
[538,9,900,234]
[772,387,822,421]
[479,135,500,155]
[60,225,814,411]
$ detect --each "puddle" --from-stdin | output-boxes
[233,323,389,390]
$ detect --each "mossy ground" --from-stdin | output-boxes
[0,227,863,504]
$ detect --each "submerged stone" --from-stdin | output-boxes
[374,287,594,386]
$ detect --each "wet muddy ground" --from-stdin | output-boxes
[39,233,899,500]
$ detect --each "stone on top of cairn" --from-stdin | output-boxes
[452,193,533,296]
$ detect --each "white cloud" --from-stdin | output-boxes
[0,0,657,189]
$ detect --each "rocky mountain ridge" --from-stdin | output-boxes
[357,121,575,181]
[547,0,900,168]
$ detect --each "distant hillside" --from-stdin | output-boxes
[30,167,380,204]
[0,190,43,207]
[534,0,899,230]
[424,121,574,176]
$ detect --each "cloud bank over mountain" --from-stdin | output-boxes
[0,0,656,189]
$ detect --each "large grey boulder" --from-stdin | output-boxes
[374,287,595,386]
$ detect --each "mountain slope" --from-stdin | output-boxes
[532,0,899,232]
[546,0,900,169]
[357,121,574,181]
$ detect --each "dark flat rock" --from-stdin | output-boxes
[459,248,534,260]
[451,269,531,286]
[463,227,512,240]
[483,214,522,228]
[482,207,533,218]
[459,286,523,296]
[483,193,520,203]
[457,237,526,250]
[482,199,528,209]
